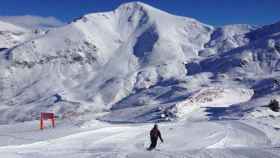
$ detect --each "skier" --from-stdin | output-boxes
[147,124,164,151]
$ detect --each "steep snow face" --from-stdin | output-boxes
[0,2,280,123]
[0,2,214,123]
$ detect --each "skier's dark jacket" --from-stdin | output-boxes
[150,125,163,142]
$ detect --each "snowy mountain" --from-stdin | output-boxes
[0,1,280,124]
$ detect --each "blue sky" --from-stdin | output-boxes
[0,0,279,26]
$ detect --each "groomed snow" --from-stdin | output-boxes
[0,118,280,158]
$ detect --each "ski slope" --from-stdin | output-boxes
[0,118,280,158]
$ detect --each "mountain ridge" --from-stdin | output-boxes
[0,2,280,123]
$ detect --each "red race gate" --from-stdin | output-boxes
[40,112,55,130]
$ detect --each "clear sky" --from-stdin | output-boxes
[0,0,279,26]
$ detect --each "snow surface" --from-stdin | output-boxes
[0,118,280,158]
[1,1,280,157]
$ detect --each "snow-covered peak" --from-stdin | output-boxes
[115,1,164,13]
[115,1,211,29]
[117,1,156,11]
[75,1,162,21]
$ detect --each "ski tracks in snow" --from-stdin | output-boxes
[0,120,280,158]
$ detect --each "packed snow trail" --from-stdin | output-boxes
[0,119,280,158]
